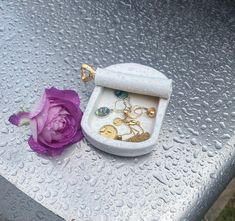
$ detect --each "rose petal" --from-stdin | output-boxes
[9,112,30,126]
[28,136,47,155]
[28,136,64,156]
[59,109,70,115]
[30,118,38,141]
[58,125,76,139]
[38,127,83,149]
[40,127,52,143]
[38,113,79,148]
[49,99,83,128]
[45,87,80,106]
[50,131,64,141]
[46,105,63,124]
[38,132,73,148]
[33,99,50,134]
[70,129,84,143]
[29,92,47,118]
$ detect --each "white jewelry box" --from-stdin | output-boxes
[81,63,172,157]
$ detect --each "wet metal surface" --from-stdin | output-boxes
[0,0,234,220]
[0,176,63,221]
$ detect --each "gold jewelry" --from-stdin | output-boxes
[113,117,124,126]
[95,95,130,118]
[124,105,143,119]
[125,132,150,142]
[80,64,96,82]
[114,99,127,113]
[112,118,139,140]
[114,99,131,113]
[98,90,153,143]
[113,117,146,138]
[114,90,129,100]
[95,106,113,117]
[134,106,156,118]
[125,119,144,135]
[146,107,156,118]
[99,125,118,139]
[99,122,150,143]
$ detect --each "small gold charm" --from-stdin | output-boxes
[125,132,150,142]
[113,118,124,126]
[99,125,118,139]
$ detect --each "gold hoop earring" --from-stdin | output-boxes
[114,99,129,113]
[134,106,156,118]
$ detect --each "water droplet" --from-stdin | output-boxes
[190,138,198,146]
[173,137,185,144]
[221,134,231,139]
[0,141,8,147]
[162,144,173,150]
[116,200,124,207]
[210,173,217,179]
[153,173,167,185]
[215,141,222,149]
[1,127,9,134]
[14,97,23,103]
[84,175,90,181]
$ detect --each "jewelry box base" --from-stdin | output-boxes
[81,63,170,157]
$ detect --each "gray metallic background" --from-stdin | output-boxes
[0,0,235,220]
[0,176,63,221]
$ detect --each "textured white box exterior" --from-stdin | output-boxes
[81,63,171,156]
[95,67,172,99]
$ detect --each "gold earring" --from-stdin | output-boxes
[122,105,143,119]
[134,106,156,118]
[114,99,130,113]
[146,107,156,118]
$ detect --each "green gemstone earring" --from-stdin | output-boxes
[95,90,130,118]
[95,106,113,117]
[114,90,129,99]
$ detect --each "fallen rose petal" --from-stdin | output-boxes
[9,112,30,126]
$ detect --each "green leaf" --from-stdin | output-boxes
[216,208,235,221]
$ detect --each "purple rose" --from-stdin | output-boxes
[9,87,83,156]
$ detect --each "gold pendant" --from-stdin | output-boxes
[99,125,118,139]
[125,132,150,142]
[113,117,124,126]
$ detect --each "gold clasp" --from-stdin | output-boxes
[80,64,96,82]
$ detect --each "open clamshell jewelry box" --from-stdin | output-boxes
[81,63,172,157]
